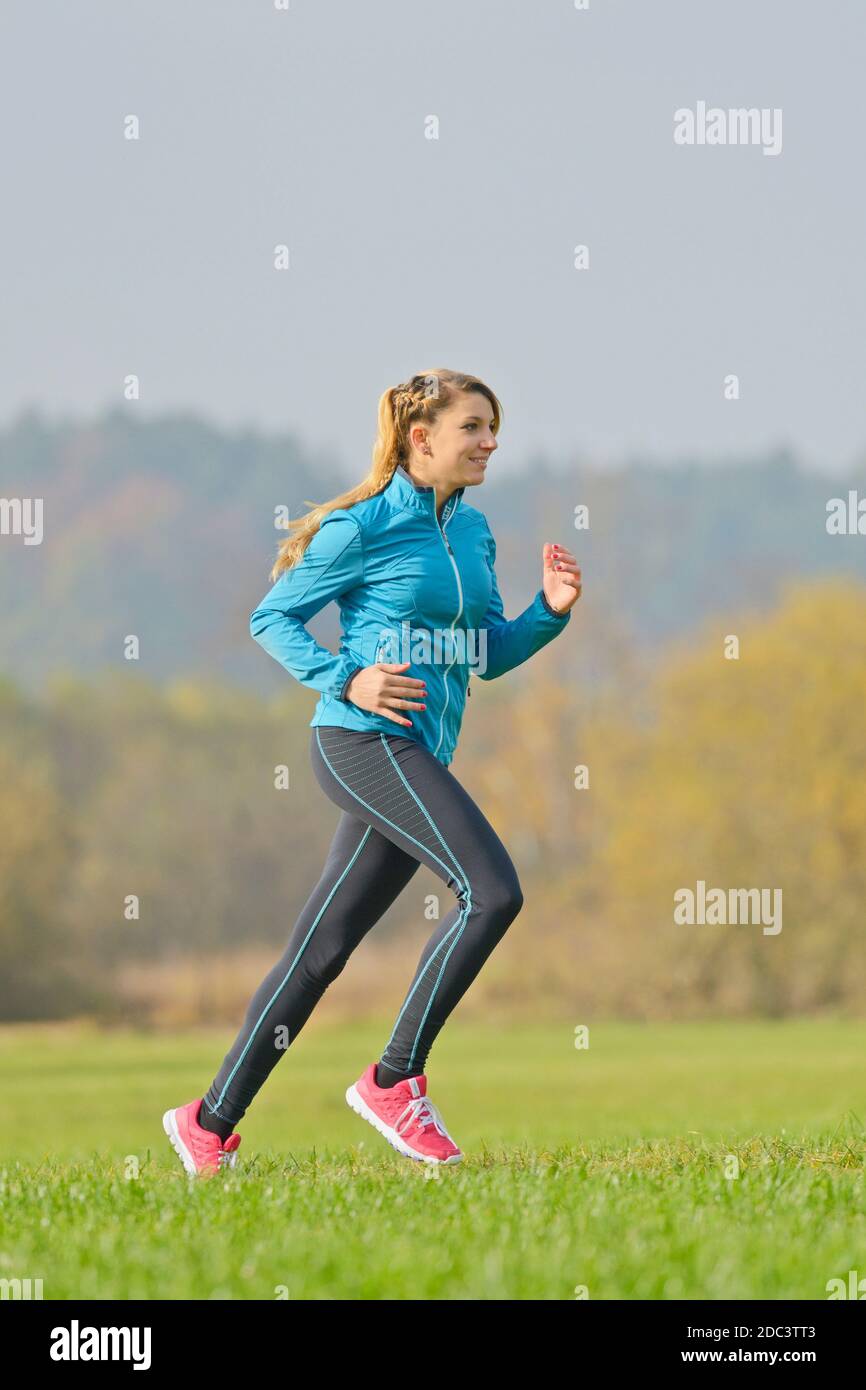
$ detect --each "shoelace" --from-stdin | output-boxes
[217,1146,239,1171]
[395,1095,449,1138]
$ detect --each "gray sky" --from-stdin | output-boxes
[2,0,863,477]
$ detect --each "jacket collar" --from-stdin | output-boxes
[386,462,465,526]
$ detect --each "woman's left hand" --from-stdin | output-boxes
[542,543,582,614]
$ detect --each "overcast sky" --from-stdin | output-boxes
[1,0,863,477]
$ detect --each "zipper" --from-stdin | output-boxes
[433,496,464,758]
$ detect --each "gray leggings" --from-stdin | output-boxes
[201,726,523,1126]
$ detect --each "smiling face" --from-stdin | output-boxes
[407,390,499,491]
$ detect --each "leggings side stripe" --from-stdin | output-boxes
[377,735,473,1070]
[207,823,373,1118]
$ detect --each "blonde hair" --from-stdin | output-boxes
[268,368,502,580]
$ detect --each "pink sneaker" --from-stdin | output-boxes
[346,1063,463,1165]
[162,1099,242,1178]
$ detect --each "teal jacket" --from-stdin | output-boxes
[250,463,571,766]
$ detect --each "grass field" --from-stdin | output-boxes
[1,1016,864,1300]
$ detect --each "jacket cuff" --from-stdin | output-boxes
[538,588,570,620]
[336,663,364,703]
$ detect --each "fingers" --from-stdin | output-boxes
[378,707,414,728]
[546,544,581,580]
[375,660,427,727]
[554,562,582,589]
[379,664,426,689]
[380,667,427,691]
[377,660,427,725]
[543,541,583,606]
[383,683,427,702]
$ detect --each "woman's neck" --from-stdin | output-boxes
[401,462,454,518]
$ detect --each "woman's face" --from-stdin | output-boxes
[411,390,498,488]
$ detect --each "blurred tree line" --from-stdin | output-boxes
[4,408,866,695]
[1,577,865,1024]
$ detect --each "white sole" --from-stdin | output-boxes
[345,1084,463,1165]
[162,1107,198,1177]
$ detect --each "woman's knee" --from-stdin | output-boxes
[477,864,524,924]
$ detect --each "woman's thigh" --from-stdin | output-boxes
[310,727,522,913]
[310,805,423,951]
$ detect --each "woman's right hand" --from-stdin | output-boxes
[343,662,427,728]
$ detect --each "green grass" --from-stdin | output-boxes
[1,1017,864,1299]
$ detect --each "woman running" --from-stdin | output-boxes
[163,368,581,1175]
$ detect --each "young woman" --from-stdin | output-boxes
[163,369,581,1175]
